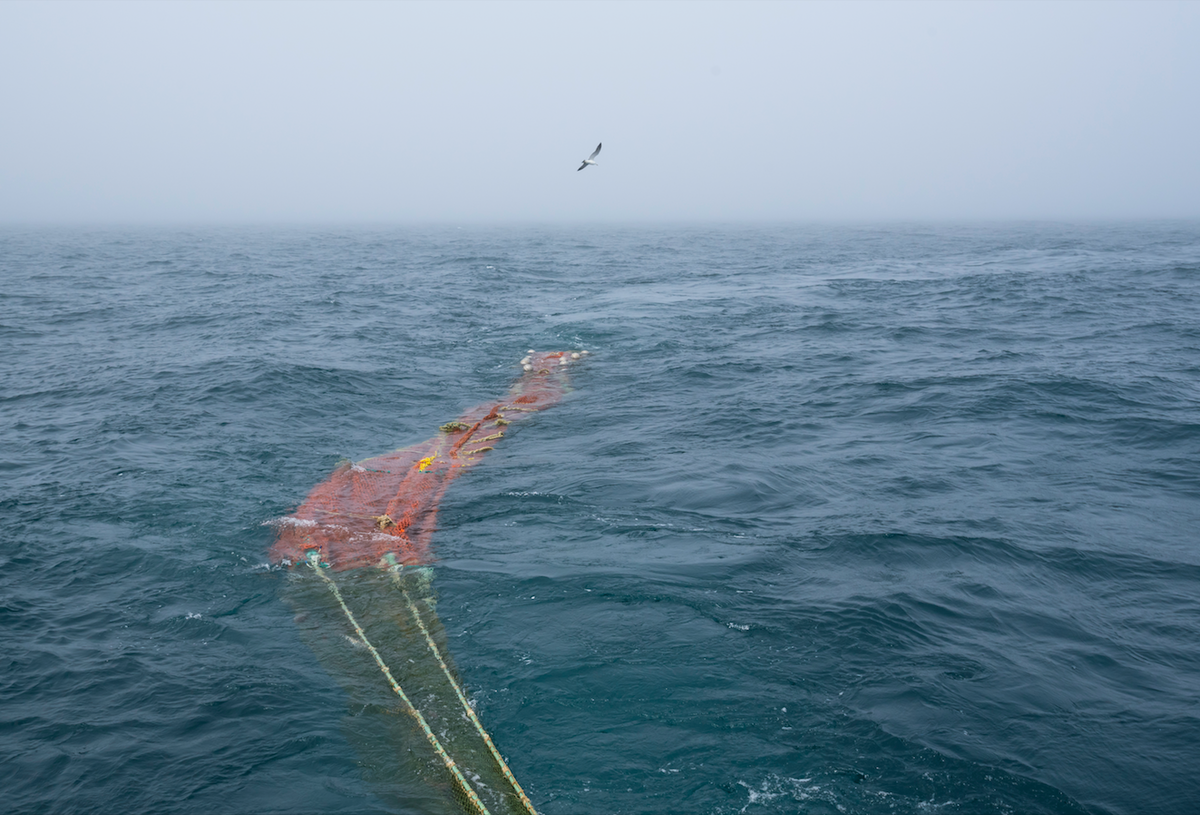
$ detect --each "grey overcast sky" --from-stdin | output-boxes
[2,1,1198,223]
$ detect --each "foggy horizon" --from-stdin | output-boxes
[3,0,1198,224]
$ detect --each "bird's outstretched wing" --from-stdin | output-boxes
[577,161,588,171]
[589,143,602,160]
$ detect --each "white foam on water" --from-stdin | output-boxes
[737,776,827,814]
[262,516,317,529]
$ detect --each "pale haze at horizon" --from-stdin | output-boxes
[1,1,1198,223]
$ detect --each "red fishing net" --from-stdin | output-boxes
[271,351,580,571]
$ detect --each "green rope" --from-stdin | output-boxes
[389,566,539,815]
[306,553,491,815]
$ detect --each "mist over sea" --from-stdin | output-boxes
[3,223,1198,814]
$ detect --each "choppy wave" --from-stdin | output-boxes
[2,222,1198,814]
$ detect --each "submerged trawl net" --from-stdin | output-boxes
[271,350,586,815]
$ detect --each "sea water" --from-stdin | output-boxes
[2,223,1198,814]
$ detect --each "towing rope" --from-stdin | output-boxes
[387,563,539,815]
[306,552,493,815]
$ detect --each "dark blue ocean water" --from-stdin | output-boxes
[2,223,1199,815]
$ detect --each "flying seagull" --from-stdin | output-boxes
[577,142,601,171]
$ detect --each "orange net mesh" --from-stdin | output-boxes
[271,351,577,571]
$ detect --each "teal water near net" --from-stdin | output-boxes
[3,223,1200,814]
